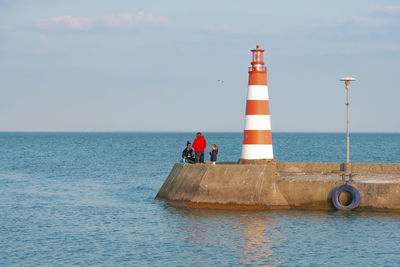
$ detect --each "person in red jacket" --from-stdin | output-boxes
[192,132,207,163]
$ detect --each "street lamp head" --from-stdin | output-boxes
[340,77,356,82]
[340,77,356,88]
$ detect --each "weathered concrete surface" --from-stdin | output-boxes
[277,173,400,210]
[156,163,287,209]
[277,162,400,174]
[189,164,287,208]
[155,162,400,211]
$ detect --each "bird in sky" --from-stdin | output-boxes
[217,80,224,84]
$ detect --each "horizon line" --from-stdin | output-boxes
[0,131,399,134]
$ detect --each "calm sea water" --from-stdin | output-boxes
[0,132,400,266]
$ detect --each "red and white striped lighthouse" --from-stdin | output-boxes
[240,45,274,162]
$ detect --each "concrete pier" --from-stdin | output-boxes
[155,162,400,211]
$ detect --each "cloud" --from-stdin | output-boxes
[207,24,234,33]
[36,15,95,30]
[0,25,12,31]
[381,6,400,16]
[39,34,48,44]
[352,16,392,27]
[101,11,171,28]
[337,6,400,29]
[35,12,171,31]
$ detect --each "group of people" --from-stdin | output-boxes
[181,132,218,164]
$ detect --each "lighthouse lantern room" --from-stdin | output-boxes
[249,45,266,72]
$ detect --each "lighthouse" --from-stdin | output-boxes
[240,45,274,163]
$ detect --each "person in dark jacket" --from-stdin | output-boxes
[192,132,207,163]
[209,144,219,165]
[182,141,195,164]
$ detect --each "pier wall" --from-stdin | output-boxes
[277,162,400,174]
[155,162,400,211]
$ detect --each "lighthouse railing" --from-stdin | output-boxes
[248,66,267,72]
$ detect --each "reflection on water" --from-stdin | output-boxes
[182,211,280,265]
[164,207,400,266]
[237,215,279,266]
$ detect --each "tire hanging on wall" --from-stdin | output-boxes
[331,184,360,211]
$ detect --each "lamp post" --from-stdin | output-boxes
[340,77,356,164]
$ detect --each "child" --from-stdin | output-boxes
[209,144,219,165]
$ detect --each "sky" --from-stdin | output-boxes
[0,0,399,132]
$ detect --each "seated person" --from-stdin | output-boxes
[181,141,195,164]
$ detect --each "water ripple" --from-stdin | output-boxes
[0,132,399,266]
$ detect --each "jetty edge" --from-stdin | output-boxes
[155,162,400,211]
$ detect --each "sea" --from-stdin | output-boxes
[0,132,399,266]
